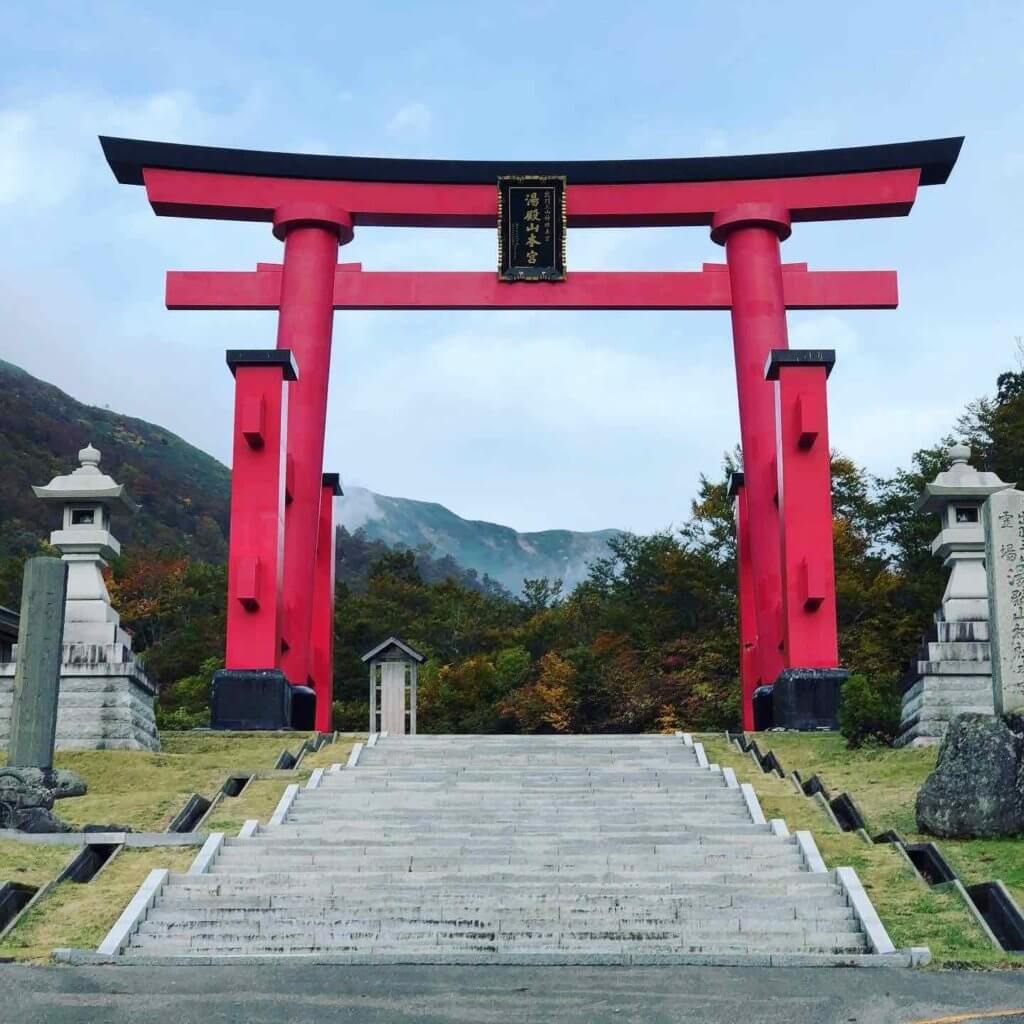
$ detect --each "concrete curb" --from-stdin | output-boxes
[187,833,224,876]
[328,763,342,773]
[238,820,259,839]
[769,819,790,837]
[268,784,300,826]
[794,831,828,873]
[367,733,379,747]
[96,868,168,956]
[813,790,844,830]
[0,829,207,847]
[52,947,926,968]
[722,767,739,789]
[836,865,897,954]
[346,743,364,769]
[305,768,324,790]
[693,742,709,768]
[739,783,767,825]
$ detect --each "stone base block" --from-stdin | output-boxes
[212,670,293,731]
[896,672,995,748]
[0,670,160,751]
[771,668,847,731]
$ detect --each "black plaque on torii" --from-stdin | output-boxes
[497,175,567,281]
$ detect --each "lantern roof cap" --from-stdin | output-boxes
[916,443,1014,513]
[361,636,425,664]
[32,444,138,512]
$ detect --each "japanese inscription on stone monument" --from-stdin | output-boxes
[984,488,1024,713]
[497,175,566,281]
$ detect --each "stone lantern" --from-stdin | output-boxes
[0,445,160,750]
[918,443,1013,622]
[896,443,1012,746]
[362,637,425,736]
[32,444,137,647]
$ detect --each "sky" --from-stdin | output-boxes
[1,1,1022,534]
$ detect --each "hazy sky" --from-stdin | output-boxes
[1,2,1022,533]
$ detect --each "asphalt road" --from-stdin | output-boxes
[4,964,1024,1024]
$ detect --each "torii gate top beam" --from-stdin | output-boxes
[100,136,962,229]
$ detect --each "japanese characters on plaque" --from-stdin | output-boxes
[497,175,567,281]
[984,489,1024,713]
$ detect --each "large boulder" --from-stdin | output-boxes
[0,766,87,833]
[916,713,1024,838]
[0,767,87,799]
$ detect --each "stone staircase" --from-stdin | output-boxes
[103,734,912,965]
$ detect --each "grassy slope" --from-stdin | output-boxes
[30,732,315,831]
[0,732,360,962]
[700,733,1024,968]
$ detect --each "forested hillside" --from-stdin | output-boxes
[3,354,1023,738]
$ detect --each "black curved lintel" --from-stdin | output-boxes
[100,135,963,189]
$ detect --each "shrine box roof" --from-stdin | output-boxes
[100,136,964,188]
[361,637,426,664]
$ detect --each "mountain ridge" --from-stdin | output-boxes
[0,360,620,593]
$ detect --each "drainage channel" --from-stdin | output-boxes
[727,731,1024,954]
[0,882,37,933]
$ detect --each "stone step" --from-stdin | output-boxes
[156,893,852,915]
[142,907,857,930]
[225,836,785,852]
[135,920,866,944]
[127,934,869,955]
[211,851,806,872]
[264,823,774,839]
[112,735,889,961]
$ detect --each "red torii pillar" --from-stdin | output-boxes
[728,471,758,730]
[311,472,342,732]
[711,204,792,695]
[271,204,351,696]
[767,349,845,728]
[212,349,297,730]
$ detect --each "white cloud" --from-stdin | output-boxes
[386,102,432,139]
[789,314,861,355]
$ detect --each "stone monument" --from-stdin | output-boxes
[0,445,159,750]
[983,487,1024,715]
[362,637,424,736]
[896,443,1013,746]
[0,556,88,832]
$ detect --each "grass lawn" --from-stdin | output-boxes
[0,731,361,962]
[3,731,316,832]
[700,733,1024,969]
[0,847,196,963]
[0,841,76,888]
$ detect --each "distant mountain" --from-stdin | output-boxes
[0,358,230,561]
[0,359,620,595]
[339,486,619,596]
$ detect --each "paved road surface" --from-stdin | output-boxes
[4,964,1024,1024]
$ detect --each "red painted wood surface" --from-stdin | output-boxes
[166,267,897,311]
[224,364,289,671]
[773,361,840,669]
[143,167,921,227]
[310,478,338,732]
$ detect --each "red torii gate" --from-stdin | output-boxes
[101,135,961,732]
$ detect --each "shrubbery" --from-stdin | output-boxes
[839,673,902,748]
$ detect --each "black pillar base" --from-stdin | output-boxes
[771,668,848,731]
[752,685,775,731]
[290,685,316,731]
[211,669,293,731]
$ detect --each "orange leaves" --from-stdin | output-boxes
[498,652,575,733]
